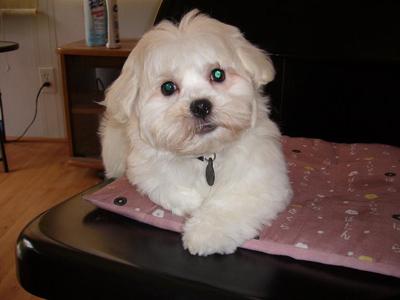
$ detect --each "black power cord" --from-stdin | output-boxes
[9,81,50,142]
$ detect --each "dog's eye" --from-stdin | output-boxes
[210,68,225,83]
[161,81,177,96]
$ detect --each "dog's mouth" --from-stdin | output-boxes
[196,122,217,134]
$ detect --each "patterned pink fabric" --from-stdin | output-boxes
[84,137,400,278]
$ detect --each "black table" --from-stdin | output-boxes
[16,181,400,299]
[0,40,19,172]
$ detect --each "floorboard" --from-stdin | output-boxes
[0,142,102,299]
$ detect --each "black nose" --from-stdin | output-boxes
[190,99,212,119]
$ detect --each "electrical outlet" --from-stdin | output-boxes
[38,67,56,93]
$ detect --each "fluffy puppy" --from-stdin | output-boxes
[100,10,292,256]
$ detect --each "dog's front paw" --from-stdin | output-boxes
[182,217,238,256]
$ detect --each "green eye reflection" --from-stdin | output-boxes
[161,81,177,96]
[211,68,225,82]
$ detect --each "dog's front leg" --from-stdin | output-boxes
[146,183,204,217]
[128,164,205,217]
[182,182,291,256]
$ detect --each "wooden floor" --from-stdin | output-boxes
[0,142,102,299]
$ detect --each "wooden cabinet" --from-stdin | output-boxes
[58,40,137,169]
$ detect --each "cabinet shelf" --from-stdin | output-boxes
[71,104,105,115]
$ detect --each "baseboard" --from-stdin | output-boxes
[6,136,67,143]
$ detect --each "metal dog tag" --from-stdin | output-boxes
[205,157,215,186]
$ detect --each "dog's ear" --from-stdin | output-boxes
[234,34,275,88]
[101,48,141,124]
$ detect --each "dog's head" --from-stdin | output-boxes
[105,10,275,156]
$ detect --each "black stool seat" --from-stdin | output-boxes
[16,182,400,299]
[0,41,19,53]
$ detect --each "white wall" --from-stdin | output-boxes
[0,0,161,139]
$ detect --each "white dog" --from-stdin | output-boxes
[100,10,292,256]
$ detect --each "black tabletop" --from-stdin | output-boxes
[0,41,19,53]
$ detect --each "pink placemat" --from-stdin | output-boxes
[84,137,400,278]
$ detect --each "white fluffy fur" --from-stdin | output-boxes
[100,10,292,256]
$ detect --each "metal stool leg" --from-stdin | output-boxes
[0,91,9,172]
[0,134,9,172]
[0,90,6,142]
